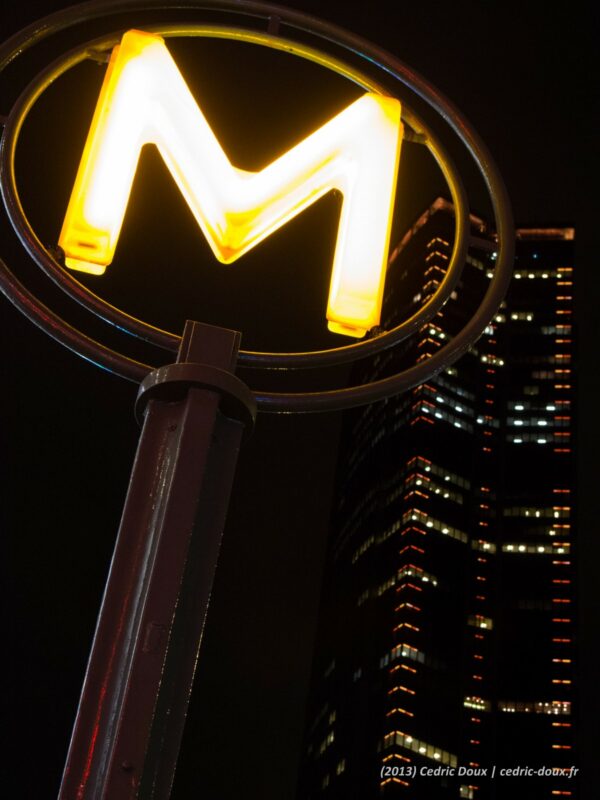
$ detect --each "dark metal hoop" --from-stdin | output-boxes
[0,23,469,368]
[0,0,513,412]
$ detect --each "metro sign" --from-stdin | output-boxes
[59,30,403,337]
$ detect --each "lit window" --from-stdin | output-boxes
[499,700,571,716]
[468,615,494,630]
[464,696,491,711]
[383,731,457,767]
[385,642,426,665]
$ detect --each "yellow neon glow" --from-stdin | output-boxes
[59,30,402,337]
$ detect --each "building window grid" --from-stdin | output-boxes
[476,414,500,428]
[471,540,497,553]
[508,416,570,428]
[509,400,570,412]
[303,226,576,797]
[513,269,559,279]
[381,643,426,669]
[503,507,571,519]
[317,730,335,757]
[503,543,570,555]
[416,398,476,431]
[498,700,571,715]
[464,697,491,712]
[403,474,464,505]
[422,384,475,417]
[508,432,571,445]
[467,614,494,630]
[410,456,471,490]
[431,373,476,402]
[382,731,458,767]
[402,508,469,544]
[397,564,438,587]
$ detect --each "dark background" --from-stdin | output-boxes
[0,1,595,798]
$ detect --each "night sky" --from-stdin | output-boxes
[0,2,594,799]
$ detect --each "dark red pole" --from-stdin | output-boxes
[58,320,255,800]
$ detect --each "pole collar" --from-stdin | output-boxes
[135,362,257,434]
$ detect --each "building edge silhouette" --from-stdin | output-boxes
[297,199,577,799]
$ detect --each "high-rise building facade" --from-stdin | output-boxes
[297,200,576,800]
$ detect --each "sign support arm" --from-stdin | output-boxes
[58,320,255,800]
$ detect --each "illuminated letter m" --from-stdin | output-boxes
[60,30,403,337]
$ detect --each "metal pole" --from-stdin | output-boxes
[58,320,256,800]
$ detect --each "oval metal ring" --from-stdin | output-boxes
[0,0,513,412]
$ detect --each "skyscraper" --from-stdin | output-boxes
[297,200,576,799]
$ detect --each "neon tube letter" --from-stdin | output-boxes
[59,30,402,337]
